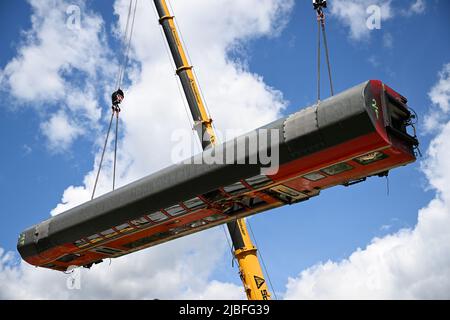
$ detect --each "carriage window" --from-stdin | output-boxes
[189,220,207,228]
[87,234,103,243]
[204,214,225,222]
[245,175,272,189]
[321,163,353,176]
[57,253,80,263]
[169,225,189,235]
[116,223,134,233]
[122,231,171,249]
[130,217,151,227]
[100,229,117,238]
[202,189,225,203]
[42,263,57,268]
[303,172,326,181]
[223,202,245,215]
[165,204,186,216]
[147,211,168,222]
[74,239,89,248]
[91,246,122,256]
[183,197,206,210]
[271,185,308,201]
[354,151,388,165]
[239,196,265,208]
[223,181,248,196]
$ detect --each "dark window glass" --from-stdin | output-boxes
[354,151,388,165]
[321,163,354,176]
[271,185,308,200]
[165,205,186,216]
[223,182,248,196]
[303,172,326,181]
[204,214,225,222]
[42,263,57,268]
[239,196,266,208]
[189,220,207,228]
[245,175,272,189]
[116,223,134,233]
[122,231,171,249]
[202,189,225,203]
[74,239,89,248]
[131,217,151,227]
[183,197,206,210]
[87,234,102,243]
[91,246,122,256]
[56,253,80,263]
[147,211,168,222]
[223,203,245,215]
[100,229,118,239]
[169,225,189,235]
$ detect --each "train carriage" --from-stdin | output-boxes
[17,80,419,271]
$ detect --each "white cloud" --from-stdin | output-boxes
[284,63,450,300]
[40,111,84,151]
[51,184,91,216]
[1,0,111,102]
[330,0,392,40]
[424,63,450,133]
[330,0,426,41]
[0,0,292,299]
[0,0,113,152]
[402,0,426,16]
[429,63,450,114]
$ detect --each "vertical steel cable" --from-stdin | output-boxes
[321,19,334,96]
[317,18,321,102]
[118,0,138,89]
[91,112,115,200]
[316,10,334,101]
[93,0,137,198]
[113,112,119,190]
[115,0,134,89]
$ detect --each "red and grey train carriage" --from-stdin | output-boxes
[17,80,419,271]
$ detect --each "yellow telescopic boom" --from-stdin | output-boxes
[153,0,271,300]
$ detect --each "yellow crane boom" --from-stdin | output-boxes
[153,0,271,300]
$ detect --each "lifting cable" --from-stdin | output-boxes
[315,1,334,102]
[91,0,138,200]
[92,112,115,199]
[116,0,138,90]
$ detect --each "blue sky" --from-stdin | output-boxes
[0,0,449,299]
